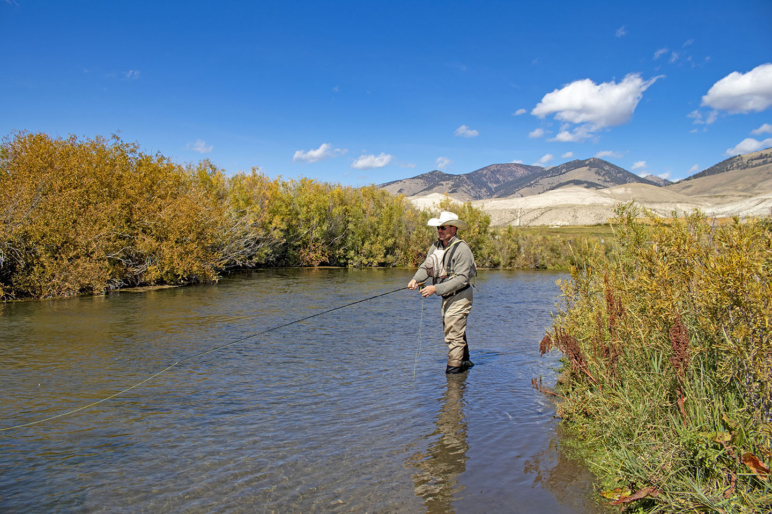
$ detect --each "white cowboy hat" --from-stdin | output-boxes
[427,211,468,230]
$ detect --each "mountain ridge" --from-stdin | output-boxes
[380,158,659,200]
[683,148,772,182]
[643,174,673,186]
[379,163,544,200]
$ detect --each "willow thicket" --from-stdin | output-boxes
[0,132,604,300]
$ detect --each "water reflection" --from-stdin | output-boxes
[523,427,602,513]
[407,373,469,513]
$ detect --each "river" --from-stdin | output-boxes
[0,269,603,513]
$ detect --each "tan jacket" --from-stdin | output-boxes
[411,236,475,297]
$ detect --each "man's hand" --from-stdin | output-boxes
[421,285,436,297]
[408,279,418,290]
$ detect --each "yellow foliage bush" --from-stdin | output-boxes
[0,132,226,298]
[1,131,610,300]
[542,203,772,512]
[0,132,438,299]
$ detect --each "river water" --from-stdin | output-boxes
[1,269,603,513]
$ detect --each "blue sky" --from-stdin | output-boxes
[2,1,771,184]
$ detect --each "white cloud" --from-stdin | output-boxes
[351,153,393,170]
[688,164,699,173]
[528,128,545,138]
[293,143,348,163]
[615,26,626,38]
[399,162,416,168]
[188,139,213,154]
[702,63,772,113]
[751,123,772,135]
[332,85,339,92]
[690,128,699,133]
[561,151,574,158]
[688,109,718,125]
[539,153,554,164]
[683,39,694,47]
[669,51,679,64]
[124,70,141,80]
[631,160,647,170]
[654,48,669,60]
[595,150,623,159]
[533,73,662,142]
[725,137,772,156]
[549,125,595,142]
[513,108,527,116]
[454,125,479,138]
[511,159,523,164]
[436,157,452,169]
[658,171,672,180]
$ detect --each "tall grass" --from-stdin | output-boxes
[540,203,772,512]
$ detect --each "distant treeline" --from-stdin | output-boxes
[541,205,772,512]
[0,132,608,300]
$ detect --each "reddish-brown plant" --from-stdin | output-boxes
[555,328,598,385]
[539,333,553,355]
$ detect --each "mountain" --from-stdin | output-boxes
[643,174,673,186]
[667,149,772,198]
[379,159,659,200]
[379,163,544,200]
[402,149,772,227]
[491,158,660,198]
[681,148,772,182]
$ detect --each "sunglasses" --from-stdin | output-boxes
[437,226,451,231]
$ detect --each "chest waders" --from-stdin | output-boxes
[436,239,475,374]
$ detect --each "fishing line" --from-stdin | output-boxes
[411,295,425,383]
[1,284,419,432]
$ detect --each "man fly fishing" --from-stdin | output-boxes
[408,211,476,374]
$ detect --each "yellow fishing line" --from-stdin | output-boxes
[2,284,412,432]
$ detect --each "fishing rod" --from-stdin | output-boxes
[1,282,425,433]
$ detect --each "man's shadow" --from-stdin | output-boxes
[406,373,469,513]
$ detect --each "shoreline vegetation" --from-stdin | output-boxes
[540,205,771,512]
[0,132,609,301]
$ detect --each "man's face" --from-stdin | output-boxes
[437,225,457,245]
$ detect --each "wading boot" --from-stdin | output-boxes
[445,365,463,374]
[462,346,474,370]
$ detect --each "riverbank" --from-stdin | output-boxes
[540,205,772,512]
[1,132,610,301]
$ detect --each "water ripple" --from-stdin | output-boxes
[1,269,602,513]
